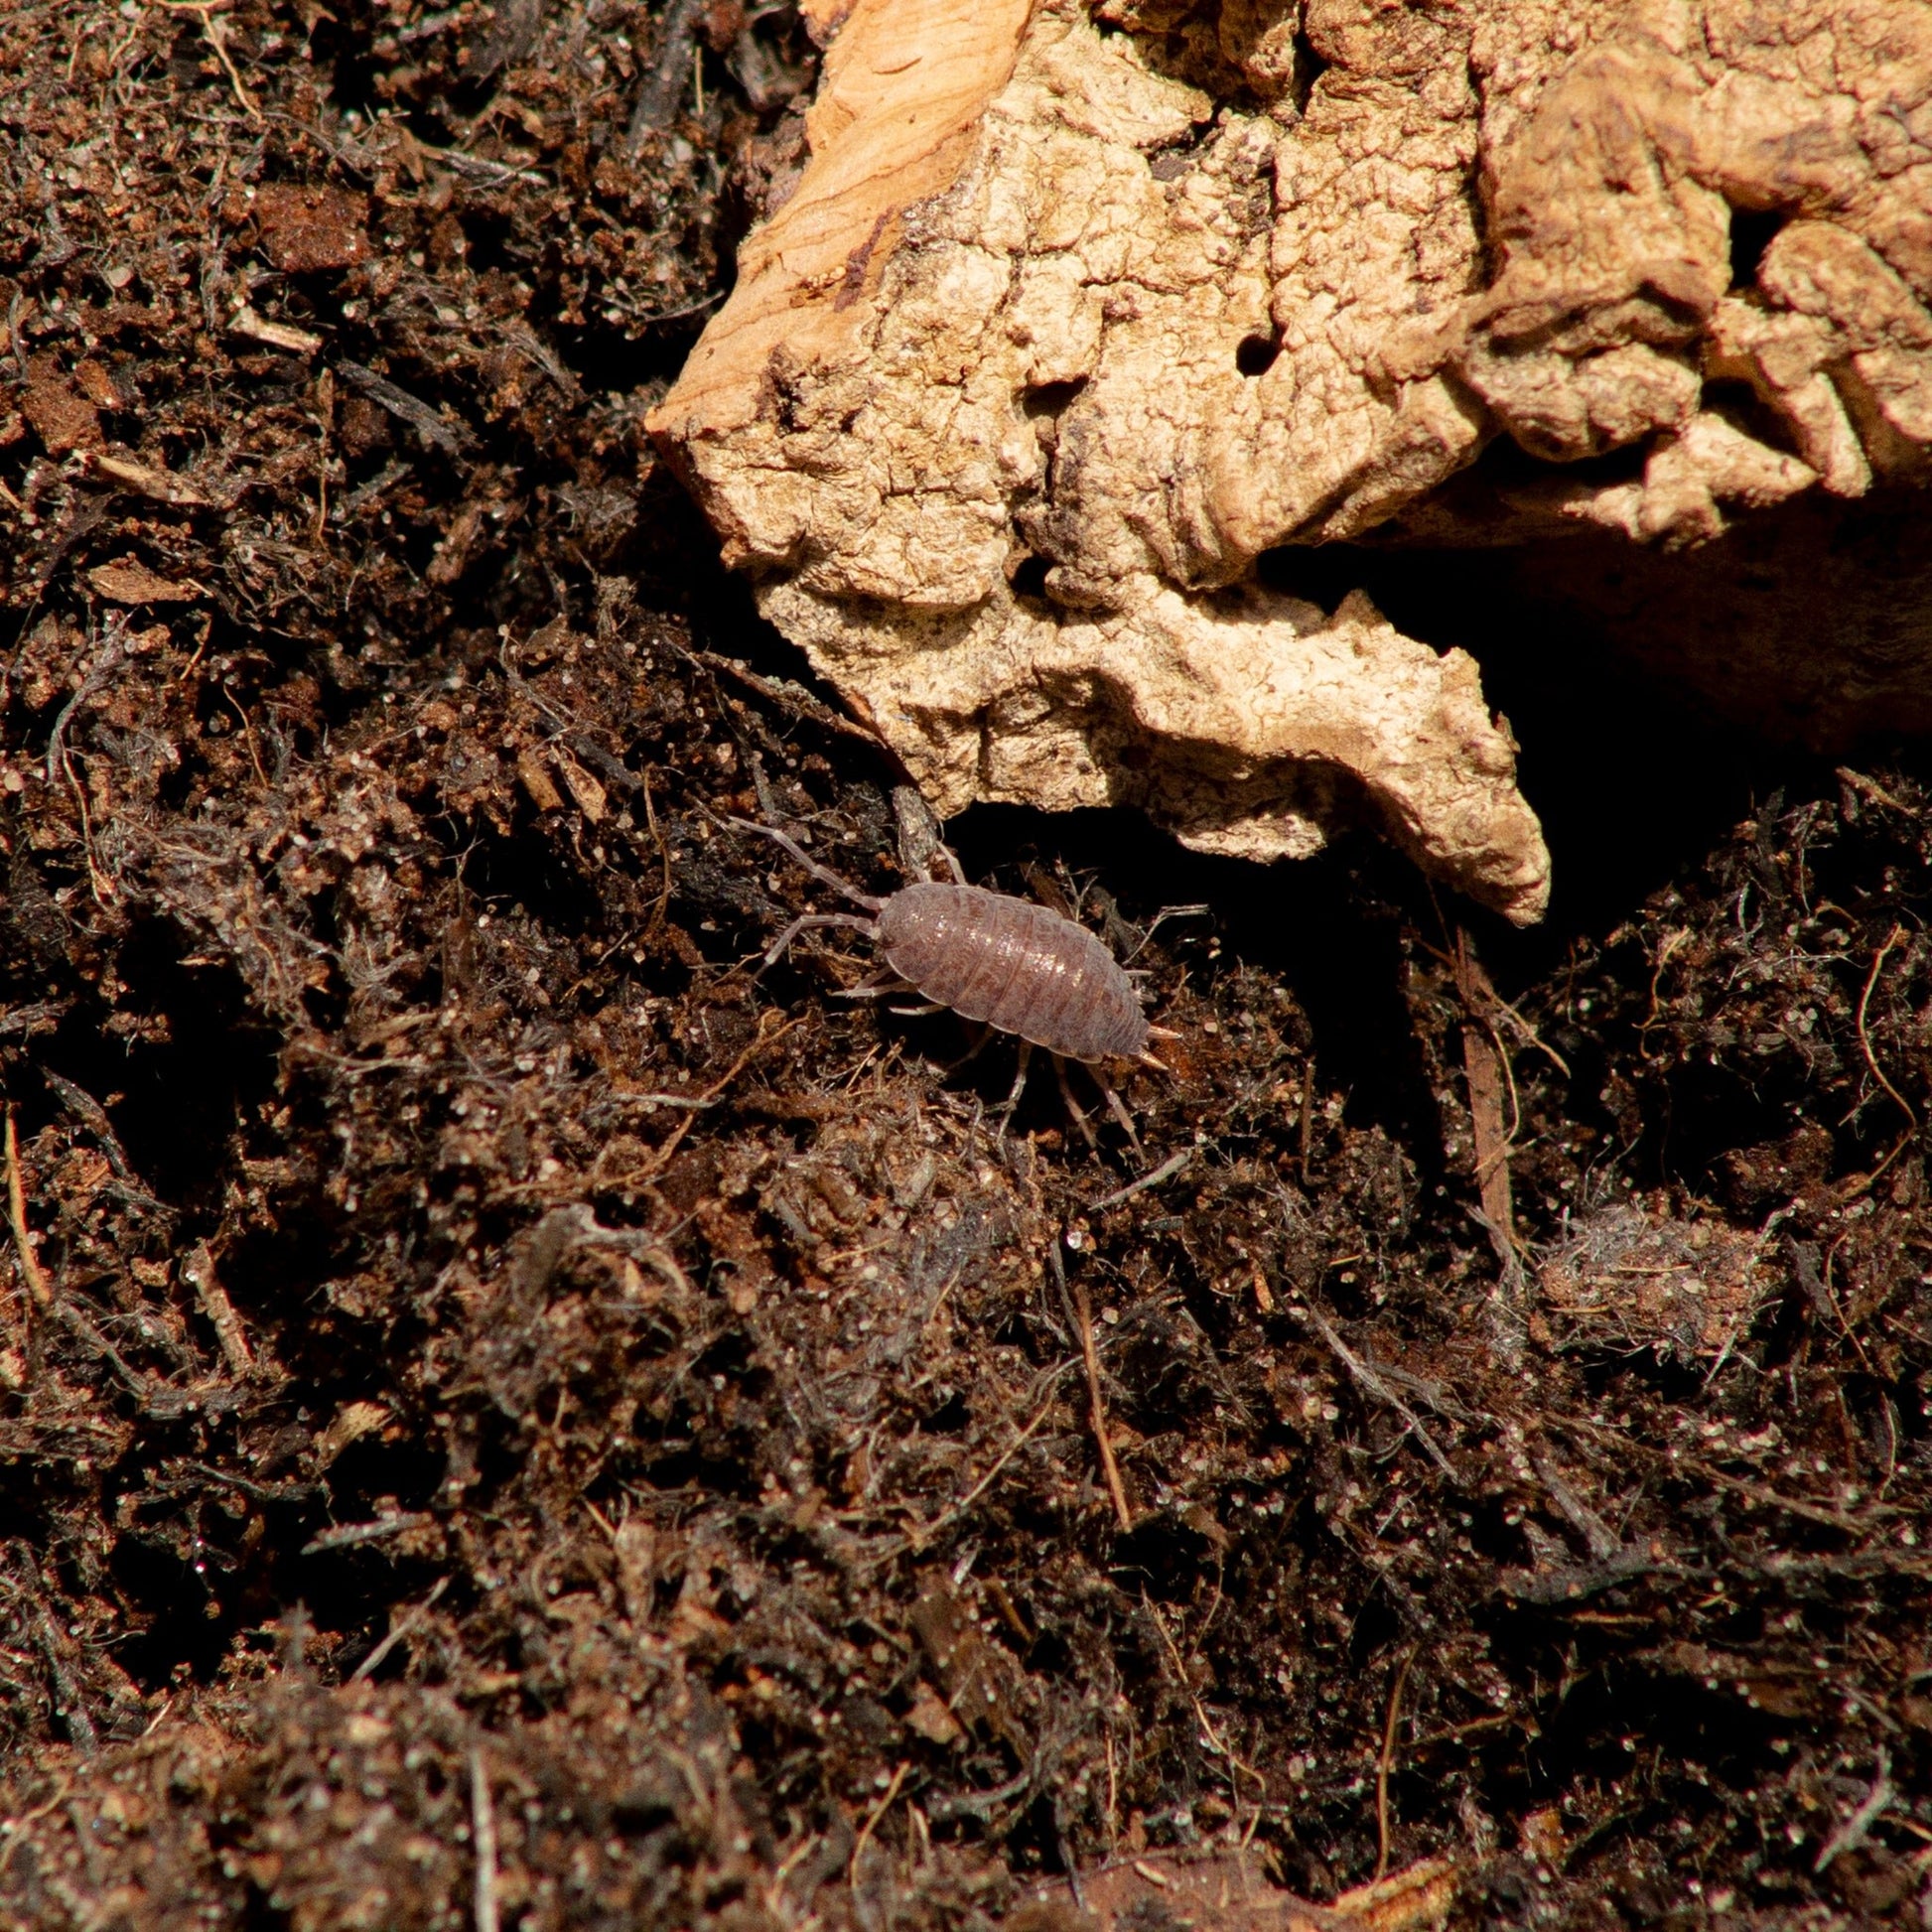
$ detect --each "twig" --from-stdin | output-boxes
[627,0,707,148]
[931,1398,1056,1531]
[1075,1283,1134,1532]
[1048,1238,1134,1529]
[338,457,411,521]
[151,0,260,120]
[1304,1308,1456,1481]
[1140,1593,1266,1808]
[177,1460,317,1505]
[1685,1458,1893,1533]
[1636,927,1690,1053]
[313,379,331,543]
[448,128,548,179]
[1814,1746,1893,1873]
[87,452,213,508]
[849,1760,909,1883]
[45,622,129,787]
[33,1610,96,1753]
[603,285,727,327]
[336,358,476,455]
[231,306,322,354]
[0,1006,69,1041]
[1435,936,1572,1078]
[1552,1411,1899,1532]
[470,1747,500,1932]
[639,767,675,944]
[181,1242,256,1378]
[4,1109,51,1315]
[1837,766,1911,814]
[302,1512,433,1555]
[353,1578,450,1682]
[612,1089,716,1113]
[1532,1452,1618,1560]
[1451,931,1519,1264]
[51,1299,158,1405]
[1123,902,1210,963]
[1462,1021,1515,1258]
[1298,1062,1315,1184]
[500,322,582,401]
[1505,1538,1666,1606]
[1442,924,1569,1073]
[542,1203,690,1296]
[42,1071,149,1199]
[686,646,889,750]
[1375,1647,1417,1879]
[1856,924,1917,1134]
[923,1768,1032,1823]
[1086,1146,1191,1213]
[220,687,270,790]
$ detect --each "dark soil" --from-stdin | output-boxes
[2,7,1930,1930]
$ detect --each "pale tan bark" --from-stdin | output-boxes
[651,0,1932,923]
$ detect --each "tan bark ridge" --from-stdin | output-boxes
[650,0,1932,925]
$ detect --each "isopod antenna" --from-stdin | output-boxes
[725,815,886,912]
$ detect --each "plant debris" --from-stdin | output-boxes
[1,5,1930,1931]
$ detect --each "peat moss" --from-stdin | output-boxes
[1,5,1929,1929]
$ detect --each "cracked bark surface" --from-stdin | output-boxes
[650,0,1932,925]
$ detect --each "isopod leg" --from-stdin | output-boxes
[1052,1054,1099,1152]
[995,1040,1033,1144]
[761,911,876,968]
[831,977,946,1015]
[830,976,918,1001]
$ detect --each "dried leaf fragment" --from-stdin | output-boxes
[87,559,202,604]
[515,747,567,813]
[23,360,102,455]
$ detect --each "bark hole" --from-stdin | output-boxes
[1727,206,1787,290]
[1235,331,1281,375]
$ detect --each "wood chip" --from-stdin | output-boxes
[87,558,202,604]
[230,306,324,355]
[4,1109,51,1317]
[90,452,213,507]
[1462,1022,1515,1256]
[555,749,608,823]
[314,1400,389,1472]
[181,1242,256,1378]
[516,746,566,812]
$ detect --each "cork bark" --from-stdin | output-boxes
[650,0,1932,923]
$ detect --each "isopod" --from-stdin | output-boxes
[727,816,1171,1145]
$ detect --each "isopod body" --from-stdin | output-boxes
[726,813,1166,1149]
[874,882,1149,1063]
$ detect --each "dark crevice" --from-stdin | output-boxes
[1009,553,1051,601]
[1728,206,1788,290]
[1023,377,1088,419]
[1236,331,1282,376]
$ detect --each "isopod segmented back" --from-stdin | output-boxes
[874,883,1148,1062]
